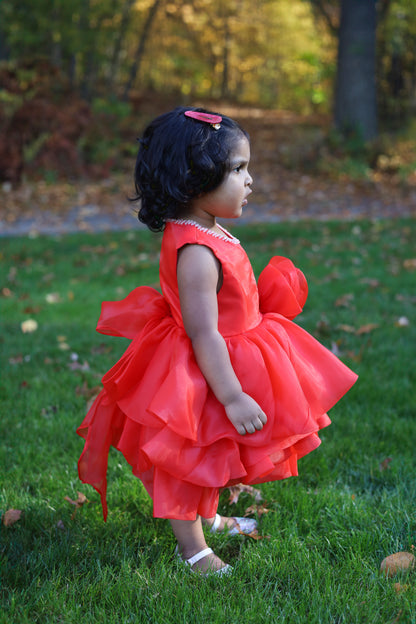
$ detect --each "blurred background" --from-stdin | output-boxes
[0,0,415,230]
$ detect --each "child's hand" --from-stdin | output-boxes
[224,393,267,436]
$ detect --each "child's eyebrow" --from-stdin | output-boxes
[230,157,249,167]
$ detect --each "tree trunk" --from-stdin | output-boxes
[123,0,163,101]
[221,18,231,99]
[108,0,136,89]
[79,0,91,100]
[334,0,378,140]
[0,28,10,61]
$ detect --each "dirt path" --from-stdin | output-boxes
[1,180,414,237]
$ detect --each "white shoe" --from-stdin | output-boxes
[210,513,258,536]
[175,546,233,577]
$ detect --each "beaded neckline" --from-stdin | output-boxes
[167,218,240,244]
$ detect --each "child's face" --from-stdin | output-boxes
[190,136,252,223]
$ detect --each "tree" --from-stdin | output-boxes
[377,0,416,124]
[334,0,378,139]
[123,0,164,100]
[310,0,378,140]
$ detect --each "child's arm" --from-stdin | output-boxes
[177,244,267,436]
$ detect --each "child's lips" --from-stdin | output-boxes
[242,191,252,206]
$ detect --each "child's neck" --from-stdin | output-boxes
[181,212,217,231]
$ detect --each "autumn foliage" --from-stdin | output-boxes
[0,61,92,183]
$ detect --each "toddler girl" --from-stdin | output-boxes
[77,106,357,576]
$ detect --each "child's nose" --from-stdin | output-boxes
[246,172,253,186]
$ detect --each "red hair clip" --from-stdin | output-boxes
[184,110,222,130]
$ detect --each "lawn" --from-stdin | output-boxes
[1,219,416,623]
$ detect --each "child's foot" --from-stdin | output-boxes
[203,513,258,535]
[177,545,232,576]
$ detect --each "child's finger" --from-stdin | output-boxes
[259,411,267,425]
[245,422,257,434]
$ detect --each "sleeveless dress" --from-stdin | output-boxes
[77,220,357,520]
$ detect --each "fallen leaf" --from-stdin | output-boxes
[395,316,410,327]
[41,405,58,418]
[316,319,331,336]
[244,503,270,518]
[356,323,379,335]
[65,492,88,507]
[244,530,271,541]
[380,552,415,577]
[394,583,410,594]
[228,484,263,505]
[334,293,354,308]
[2,509,22,527]
[64,492,89,519]
[9,354,23,364]
[46,292,61,303]
[21,319,38,333]
[23,304,41,314]
[337,324,356,334]
[359,278,381,288]
[403,258,416,270]
[91,343,112,355]
[379,457,393,471]
[68,360,90,371]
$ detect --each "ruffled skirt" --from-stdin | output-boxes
[77,289,357,520]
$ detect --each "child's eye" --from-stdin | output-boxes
[233,165,242,173]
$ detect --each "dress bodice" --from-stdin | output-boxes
[159,220,262,336]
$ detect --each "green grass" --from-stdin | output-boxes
[1,219,416,623]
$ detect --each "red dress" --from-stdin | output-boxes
[77,220,357,520]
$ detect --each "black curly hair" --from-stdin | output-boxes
[131,106,249,232]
